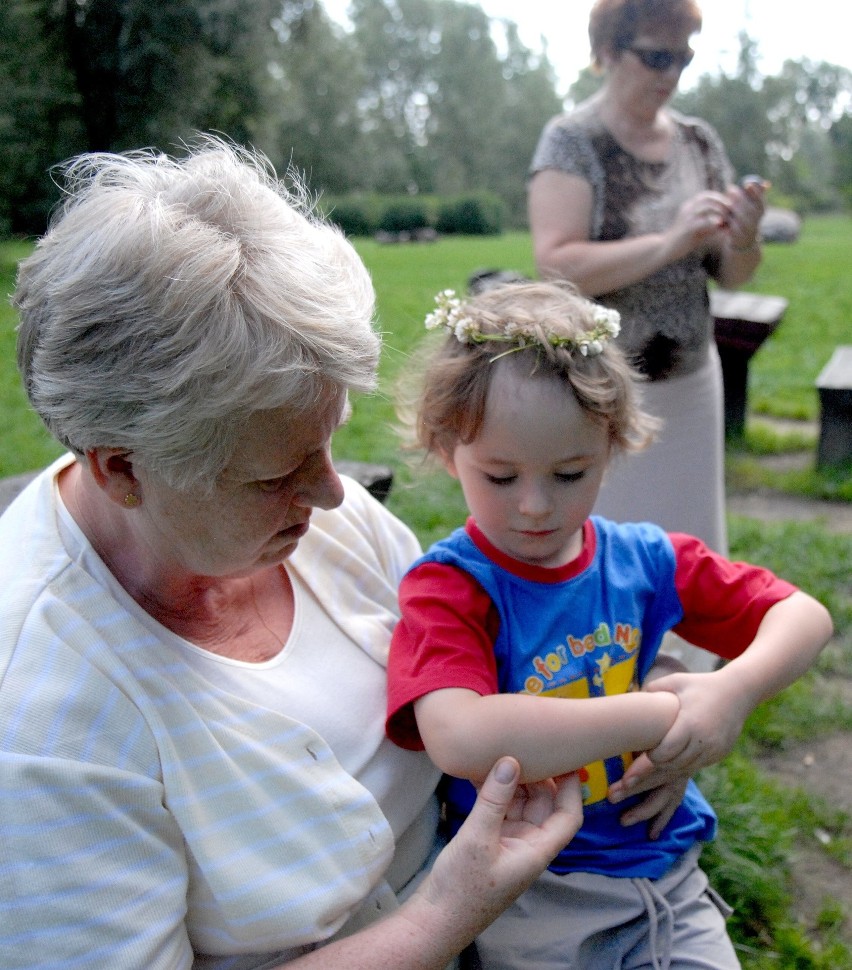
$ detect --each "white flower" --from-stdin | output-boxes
[593,306,621,338]
[423,290,620,359]
[454,317,478,342]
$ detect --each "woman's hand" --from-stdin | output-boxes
[663,190,733,261]
[723,178,767,252]
[714,178,767,285]
[421,758,583,929]
[279,759,582,969]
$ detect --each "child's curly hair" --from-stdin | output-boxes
[398,279,660,461]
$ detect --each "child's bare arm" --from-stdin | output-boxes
[610,591,833,795]
[413,687,680,784]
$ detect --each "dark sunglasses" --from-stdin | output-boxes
[626,47,695,72]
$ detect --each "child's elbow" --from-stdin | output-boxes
[794,592,834,652]
[421,728,490,784]
[814,599,834,645]
[415,690,494,782]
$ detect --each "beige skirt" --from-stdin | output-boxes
[593,346,727,674]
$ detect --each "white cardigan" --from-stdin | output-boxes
[0,455,438,969]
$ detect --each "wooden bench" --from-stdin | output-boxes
[816,346,852,469]
[334,460,394,504]
[711,289,788,438]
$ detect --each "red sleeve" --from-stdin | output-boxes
[386,561,500,750]
[670,533,799,660]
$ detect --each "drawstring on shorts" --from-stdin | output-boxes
[632,876,675,970]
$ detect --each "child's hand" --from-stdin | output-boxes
[611,593,833,834]
[608,767,690,840]
[612,670,750,792]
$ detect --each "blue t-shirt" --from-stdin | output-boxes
[413,517,716,878]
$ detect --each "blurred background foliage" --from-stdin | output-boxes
[0,0,850,237]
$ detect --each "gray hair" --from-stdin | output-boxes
[14,136,379,490]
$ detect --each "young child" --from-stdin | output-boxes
[386,280,833,969]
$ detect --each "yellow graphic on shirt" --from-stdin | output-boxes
[525,644,640,805]
[521,622,640,697]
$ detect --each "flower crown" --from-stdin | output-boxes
[424,289,621,358]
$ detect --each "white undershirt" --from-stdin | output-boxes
[169,570,438,892]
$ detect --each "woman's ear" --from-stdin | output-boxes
[597,44,620,71]
[85,447,141,506]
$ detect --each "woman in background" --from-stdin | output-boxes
[528,0,765,565]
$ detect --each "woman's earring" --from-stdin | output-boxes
[124,493,140,508]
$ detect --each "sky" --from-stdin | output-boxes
[322,0,850,93]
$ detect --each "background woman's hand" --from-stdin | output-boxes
[723,179,767,250]
[664,189,733,260]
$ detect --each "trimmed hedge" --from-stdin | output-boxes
[319,191,504,237]
[378,200,430,233]
[436,193,503,235]
[321,199,373,238]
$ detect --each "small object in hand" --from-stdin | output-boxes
[739,174,770,190]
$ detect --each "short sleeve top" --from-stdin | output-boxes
[530,101,734,379]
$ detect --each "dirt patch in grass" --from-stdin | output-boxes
[726,489,852,533]
[757,725,852,948]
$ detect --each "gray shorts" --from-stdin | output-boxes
[464,845,740,970]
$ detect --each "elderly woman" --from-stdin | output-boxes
[1,138,582,970]
[528,0,766,565]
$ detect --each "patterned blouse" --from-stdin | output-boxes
[530,100,734,379]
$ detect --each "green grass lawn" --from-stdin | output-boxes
[0,241,67,476]
[1,217,851,966]
[343,217,852,503]
[2,217,849,480]
[741,217,852,421]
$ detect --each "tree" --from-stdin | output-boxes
[829,112,852,208]
[0,0,281,234]
[760,58,852,207]
[566,66,604,109]
[6,1,845,239]
[417,2,508,193]
[675,74,772,180]
[269,1,372,194]
[193,0,283,152]
[348,0,562,218]
[490,20,563,223]
[674,34,852,209]
[0,1,84,233]
[50,0,215,152]
[350,0,455,192]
